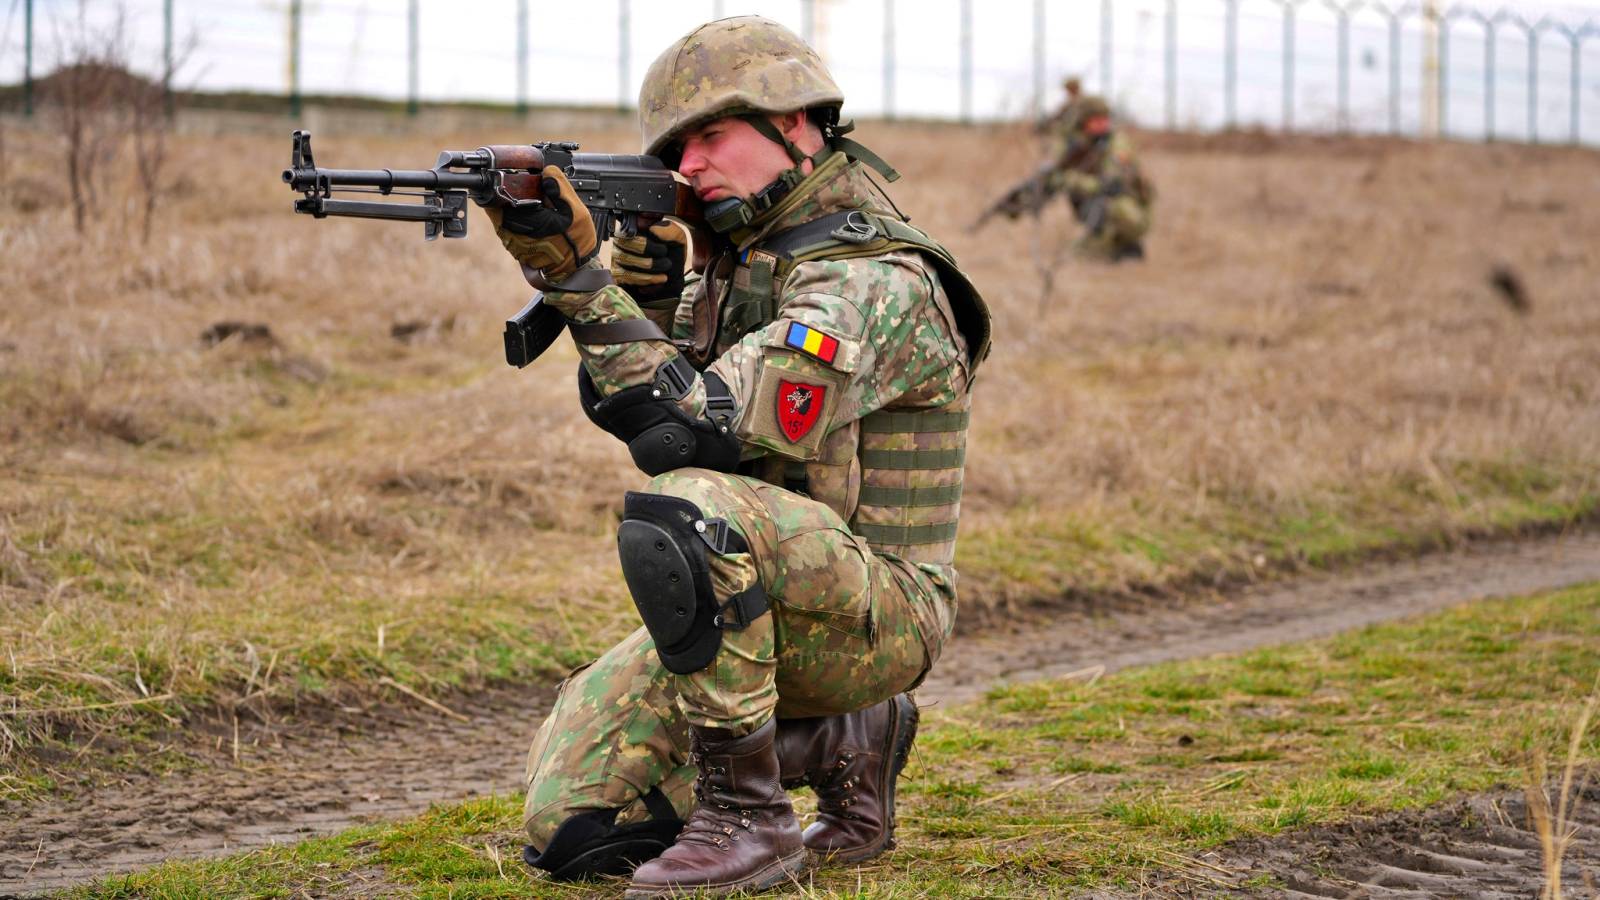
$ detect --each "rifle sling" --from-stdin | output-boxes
[522,263,616,293]
[566,318,669,345]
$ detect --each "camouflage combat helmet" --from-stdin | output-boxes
[1074,96,1113,135]
[1074,96,1111,123]
[639,16,844,158]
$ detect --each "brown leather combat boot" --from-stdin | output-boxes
[625,718,806,898]
[775,693,920,864]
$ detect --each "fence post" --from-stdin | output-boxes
[407,0,419,116]
[1225,0,1238,128]
[164,0,174,118]
[1165,0,1177,129]
[1571,28,1584,145]
[1101,0,1113,97]
[1482,14,1494,141]
[1525,21,1537,142]
[1036,0,1049,117]
[290,0,303,117]
[517,0,528,115]
[1330,0,1350,132]
[1438,12,1450,137]
[960,0,972,123]
[1496,14,1534,142]
[1386,6,1400,135]
[883,0,895,120]
[23,0,32,117]
[1033,0,1045,118]
[618,0,630,110]
[1281,0,1299,131]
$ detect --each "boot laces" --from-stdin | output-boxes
[679,761,758,852]
[814,752,864,820]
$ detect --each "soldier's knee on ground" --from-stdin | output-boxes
[521,628,693,850]
[1106,195,1150,242]
[521,787,685,881]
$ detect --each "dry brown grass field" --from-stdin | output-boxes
[1,115,1597,790]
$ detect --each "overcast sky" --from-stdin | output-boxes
[4,0,1600,143]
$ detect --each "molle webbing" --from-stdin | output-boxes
[852,405,968,558]
[852,522,960,545]
[860,448,965,469]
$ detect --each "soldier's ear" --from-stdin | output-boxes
[775,110,810,145]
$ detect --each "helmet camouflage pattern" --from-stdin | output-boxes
[638,16,845,158]
[1075,96,1112,125]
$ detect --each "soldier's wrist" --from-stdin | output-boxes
[536,259,616,314]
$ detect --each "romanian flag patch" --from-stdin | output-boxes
[783,322,840,365]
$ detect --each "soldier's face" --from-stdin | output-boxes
[675,117,796,203]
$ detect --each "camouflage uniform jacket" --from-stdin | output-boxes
[544,149,982,602]
[1058,131,1152,207]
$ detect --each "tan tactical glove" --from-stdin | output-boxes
[484,165,597,283]
[610,220,687,306]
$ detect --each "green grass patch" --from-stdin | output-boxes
[69,581,1600,898]
[955,462,1597,606]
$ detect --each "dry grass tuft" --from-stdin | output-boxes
[1527,679,1598,900]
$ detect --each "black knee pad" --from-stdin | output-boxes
[617,491,769,675]
[522,787,684,881]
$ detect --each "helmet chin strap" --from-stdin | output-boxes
[702,116,820,234]
[703,113,901,235]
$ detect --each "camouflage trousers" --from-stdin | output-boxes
[1076,194,1150,260]
[521,467,957,849]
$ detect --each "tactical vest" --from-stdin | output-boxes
[714,210,993,566]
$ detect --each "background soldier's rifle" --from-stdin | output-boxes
[969,161,1057,233]
[969,135,1105,234]
[281,130,704,368]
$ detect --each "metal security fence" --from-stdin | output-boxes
[3,0,1598,146]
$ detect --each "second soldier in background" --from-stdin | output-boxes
[1048,92,1154,261]
[977,77,1155,261]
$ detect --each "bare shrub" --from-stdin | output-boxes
[45,7,135,235]
[39,2,196,240]
[128,23,198,244]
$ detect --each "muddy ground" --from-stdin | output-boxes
[1131,781,1600,899]
[4,530,1600,896]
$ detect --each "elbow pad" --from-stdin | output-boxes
[578,357,742,475]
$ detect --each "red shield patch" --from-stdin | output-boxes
[776,380,826,443]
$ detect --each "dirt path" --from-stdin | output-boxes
[5,531,1600,896]
[919,527,1600,708]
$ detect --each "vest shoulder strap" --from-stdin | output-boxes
[755,211,993,370]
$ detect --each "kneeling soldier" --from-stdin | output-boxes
[493,16,991,897]
[1051,95,1155,262]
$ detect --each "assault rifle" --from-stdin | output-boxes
[971,132,1121,236]
[281,130,703,368]
[968,161,1057,233]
